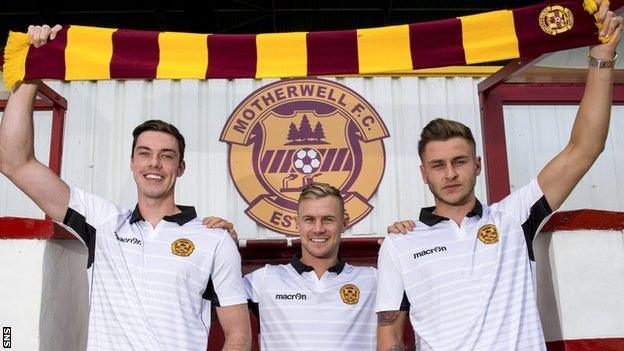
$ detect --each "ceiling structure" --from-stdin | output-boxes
[1,1,543,48]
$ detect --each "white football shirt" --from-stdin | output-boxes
[60,187,247,351]
[245,255,377,350]
[377,179,552,351]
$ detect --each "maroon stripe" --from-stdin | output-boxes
[307,30,358,76]
[280,149,296,173]
[409,18,465,69]
[547,338,624,351]
[546,341,566,351]
[207,34,256,78]
[0,218,57,239]
[331,148,349,171]
[543,209,624,231]
[269,150,286,173]
[321,149,337,172]
[514,1,598,58]
[110,29,159,78]
[24,26,68,80]
[260,150,274,173]
[343,153,353,171]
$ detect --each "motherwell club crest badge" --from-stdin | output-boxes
[220,78,389,235]
[172,238,195,256]
[539,5,574,35]
[477,224,499,244]
[340,284,360,305]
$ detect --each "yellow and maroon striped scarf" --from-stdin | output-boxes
[2,0,615,90]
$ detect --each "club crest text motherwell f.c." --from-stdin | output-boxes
[220,78,389,235]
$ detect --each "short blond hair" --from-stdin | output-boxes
[298,182,345,215]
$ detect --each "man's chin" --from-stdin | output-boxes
[435,192,471,207]
[303,248,337,260]
[139,189,170,200]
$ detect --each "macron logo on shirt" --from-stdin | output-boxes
[115,232,142,245]
[413,246,447,259]
[275,293,307,300]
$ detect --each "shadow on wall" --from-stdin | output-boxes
[534,232,564,342]
[40,240,89,351]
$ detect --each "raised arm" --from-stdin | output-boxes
[0,25,68,222]
[538,4,623,210]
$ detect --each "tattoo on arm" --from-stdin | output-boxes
[378,310,401,326]
[386,345,407,351]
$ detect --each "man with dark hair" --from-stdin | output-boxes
[132,119,187,163]
[0,25,251,350]
[376,5,622,351]
[243,182,380,350]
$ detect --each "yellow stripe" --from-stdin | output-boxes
[157,32,208,79]
[357,25,412,74]
[256,32,307,78]
[460,10,519,64]
[2,31,30,90]
[65,26,115,80]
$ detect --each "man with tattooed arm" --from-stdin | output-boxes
[376,3,622,350]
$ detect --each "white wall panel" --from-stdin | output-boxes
[504,105,624,211]
[2,76,622,238]
[0,111,52,219]
[537,39,623,68]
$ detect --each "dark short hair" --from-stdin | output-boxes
[298,182,345,215]
[131,119,186,163]
[417,118,476,158]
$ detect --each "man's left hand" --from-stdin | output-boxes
[202,216,238,241]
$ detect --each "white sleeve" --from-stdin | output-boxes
[376,236,406,312]
[491,179,550,223]
[211,233,248,307]
[58,187,121,248]
[491,179,553,261]
[243,266,267,303]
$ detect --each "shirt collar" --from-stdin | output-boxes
[290,254,346,275]
[419,199,483,226]
[129,204,197,225]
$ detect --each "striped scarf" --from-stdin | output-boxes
[2,0,614,90]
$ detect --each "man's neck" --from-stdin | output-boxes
[433,196,477,226]
[137,196,180,227]
[300,254,339,279]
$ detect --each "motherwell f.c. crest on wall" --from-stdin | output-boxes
[220,78,389,235]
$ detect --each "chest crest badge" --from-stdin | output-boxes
[339,284,360,305]
[477,224,499,244]
[172,238,195,257]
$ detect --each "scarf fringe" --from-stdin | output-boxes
[583,0,599,14]
[583,0,612,43]
[3,31,31,90]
